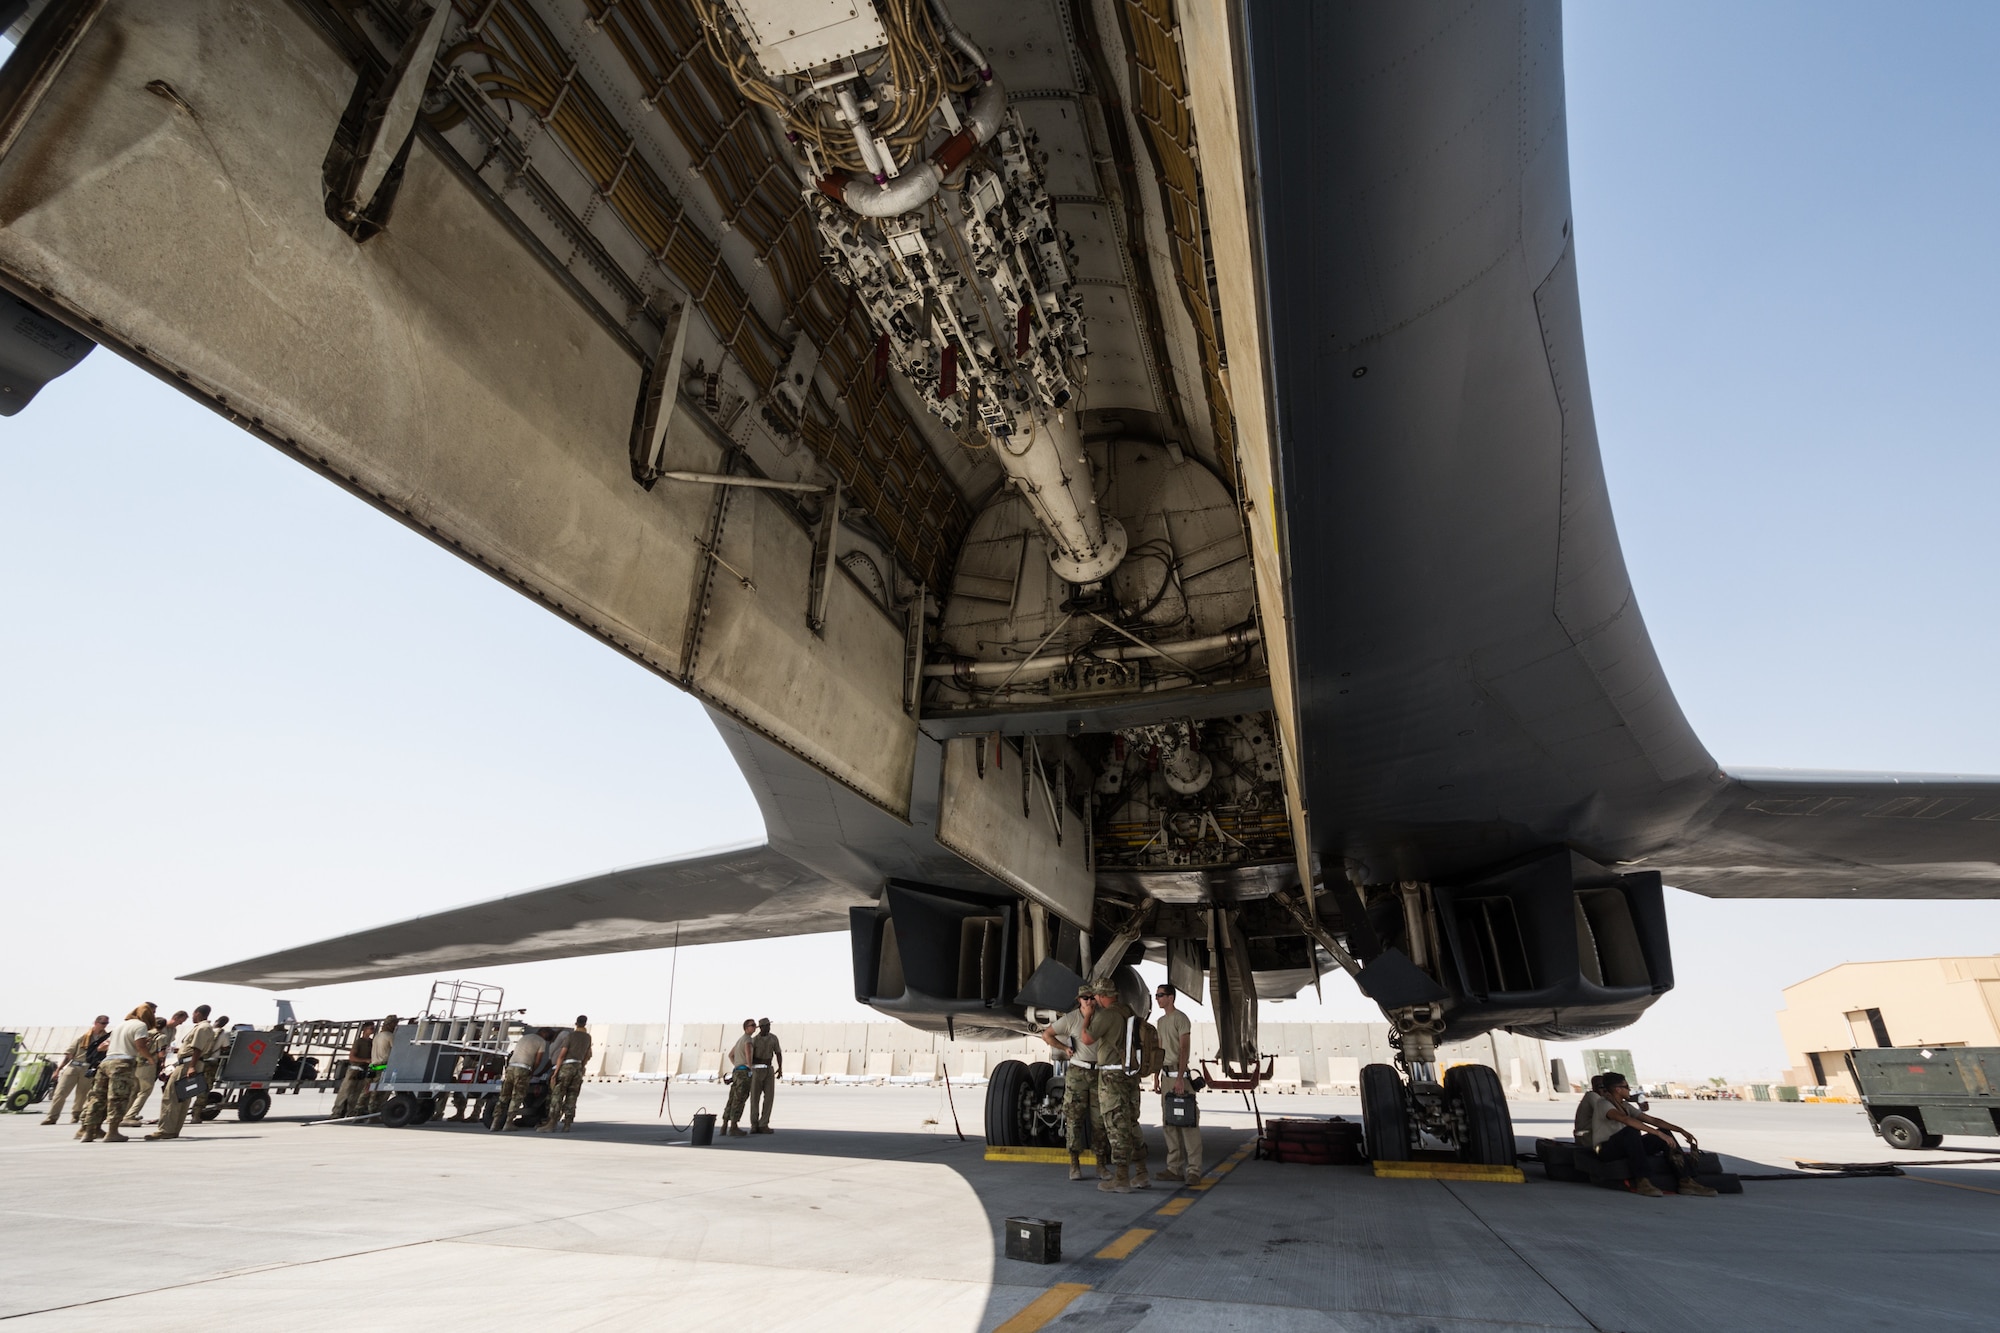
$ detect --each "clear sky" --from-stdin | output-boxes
[4,4,1999,1083]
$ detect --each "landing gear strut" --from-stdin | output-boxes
[1358,1005,1517,1166]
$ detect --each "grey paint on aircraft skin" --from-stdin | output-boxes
[187,0,2000,993]
[1248,1,2000,897]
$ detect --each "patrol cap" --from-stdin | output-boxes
[1092,981,1118,998]
[1075,984,1097,1000]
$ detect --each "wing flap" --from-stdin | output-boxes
[181,843,865,989]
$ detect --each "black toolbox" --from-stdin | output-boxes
[1004,1216,1061,1264]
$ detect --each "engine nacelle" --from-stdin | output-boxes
[850,881,1052,1040]
[1430,849,1674,1041]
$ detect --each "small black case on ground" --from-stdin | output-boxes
[1162,1092,1198,1126]
[1005,1216,1061,1264]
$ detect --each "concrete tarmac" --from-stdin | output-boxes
[2,1082,1995,1330]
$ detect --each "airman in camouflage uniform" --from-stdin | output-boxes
[720,1019,757,1137]
[1043,984,1109,1181]
[1083,982,1148,1193]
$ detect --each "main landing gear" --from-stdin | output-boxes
[985,1059,1064,1147]
[1359,1005,1517,1166]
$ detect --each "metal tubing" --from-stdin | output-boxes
[837,76,1006,218]
[923,625,1261,682]
[656,470,828,493]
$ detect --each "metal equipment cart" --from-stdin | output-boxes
[371,980,529,1129]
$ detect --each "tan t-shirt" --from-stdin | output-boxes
[553,1029,593,1066]
[1577,1091,1631,1152]
[727,1034,755,1069]
[508,1031,547,1069]
[1084,1003,1130,1068]
[1155,1009,1193,1073]
[178,1024,219,1067]
[750,1031,781,1067]
[1048,1010,1092,1067]
[106,1018,150,1063]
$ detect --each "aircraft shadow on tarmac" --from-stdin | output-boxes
[255,1109,2000,1330]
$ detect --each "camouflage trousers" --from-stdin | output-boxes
[496,1065,534,1129]
[541,1062,584,1129]
[1063,1064,1109,1158]
[722,1068,753,1125]
[1096,1068,1141,1166]
[79,1060,136,1136]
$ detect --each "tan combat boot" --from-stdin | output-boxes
[1630,1177,1665,1198]
[1095,1157,1112,1180]
[1067,1153,1083,1182]
[102,1127,130,1143]
[1097,1164,1132,1194]
[1130,1164,1151,1191]
[1677,1177,1719,1197]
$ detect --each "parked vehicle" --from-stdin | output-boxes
[1849,1046,2000,1150]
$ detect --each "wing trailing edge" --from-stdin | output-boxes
[1657,770,2000,899]
[181,842,865,990]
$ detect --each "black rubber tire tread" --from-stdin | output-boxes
[986,1059,1028,1147]
[1361,1062,1411,1162]
[1877,1114,1926,1151]
[237,1090,271,1122]
[379,1092,418,1129]
[412,1095,435,1126]
[1445,1064,1516,1166]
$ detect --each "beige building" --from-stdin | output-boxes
[1775,955,2000,1095]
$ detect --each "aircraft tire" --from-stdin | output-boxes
[986,1059,1029,1146]
[1360,1063,1411,1161]
[1444,1064,1515,1166]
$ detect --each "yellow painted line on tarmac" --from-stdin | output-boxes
[1095,1227,1157,1260]
[1906,1173,2000,1197]
[1001,1137,1253,1325]
[993,1282,1091,1333]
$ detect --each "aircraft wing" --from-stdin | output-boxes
[181,842,864,990]
[1657,770,2000,899]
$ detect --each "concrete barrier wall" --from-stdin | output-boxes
[579,1020,1551,1094]
[9,1020,1551,1095]
[6,1026,89,1059]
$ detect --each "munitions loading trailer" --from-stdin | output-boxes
[369,979,529,1129]
[1850,1046,2000,1150]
